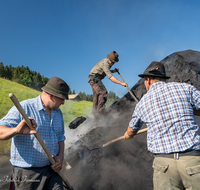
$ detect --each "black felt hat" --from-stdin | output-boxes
[41,76,69,100]
[138,61,170,79]
[107,51,119,63]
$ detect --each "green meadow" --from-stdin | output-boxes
[0,78,92,158]
[0,78,41,119]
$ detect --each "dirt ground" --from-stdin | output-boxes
[0,153,12,190]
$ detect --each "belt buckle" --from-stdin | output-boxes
[174,153,179,160]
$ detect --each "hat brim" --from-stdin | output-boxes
[138,73,171,79]
[41,86,68,100]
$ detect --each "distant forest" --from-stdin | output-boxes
[0,62,49,91]
[0,62,120,102]
[79,91,119,102]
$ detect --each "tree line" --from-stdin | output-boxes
[0,62,49,91]
[78,91,119,102]
[0,62,120,102]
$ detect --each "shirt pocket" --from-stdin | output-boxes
[186,165,200,176]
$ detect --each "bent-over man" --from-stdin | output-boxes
[124,61,200,190]
[0,76,69,190]
[88,51,127,115]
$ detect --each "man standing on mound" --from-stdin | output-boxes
[88,51,127,115]
[0,76,69,190]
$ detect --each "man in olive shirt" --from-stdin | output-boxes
[88,51,127,115]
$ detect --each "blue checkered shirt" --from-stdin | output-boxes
[129,82,200,154]
[0,95,65,167]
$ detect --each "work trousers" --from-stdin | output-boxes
[152,156,200,190]
[12,165,63,190]
[88,76,107,115]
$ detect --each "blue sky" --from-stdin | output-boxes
[1,0,200,97]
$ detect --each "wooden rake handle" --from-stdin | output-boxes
[117,71,138,102]
[103,128,147,147]
[9,93,74,190]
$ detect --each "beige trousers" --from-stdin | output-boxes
[153,156,200,190]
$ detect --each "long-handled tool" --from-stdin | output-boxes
[102,72,145,148]
[103,128,147,147]
[9,93,74,190]
[117,71,138,102]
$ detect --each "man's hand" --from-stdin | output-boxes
[111,68,119,73]
[51,155,63,173]
[124,131,134,139]
[124,125,137,139]
[121,82,128,87]
[113,68,119,73]
[15,117,37,135]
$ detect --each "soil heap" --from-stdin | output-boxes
[63,49,200,190]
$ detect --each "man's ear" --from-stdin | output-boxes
[147,77,151,85]
[49,94,53,100]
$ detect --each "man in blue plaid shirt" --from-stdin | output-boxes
[0,76,69,190]
[124,61,200,190]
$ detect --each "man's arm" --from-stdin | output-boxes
[0,125,18,140]
[57,141,64,164]
[0,118,37,140]
[109,76,127,87]
[51,141,65,173]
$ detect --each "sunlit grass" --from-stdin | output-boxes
[60,100,93,126]
[0,78,40,119]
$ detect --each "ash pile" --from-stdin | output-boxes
[63,50,200,190]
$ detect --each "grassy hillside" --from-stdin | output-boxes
[0,78,41,119]
[0,77,93,121]
[0,77,92,154]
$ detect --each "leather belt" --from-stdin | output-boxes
[154,150,200,160]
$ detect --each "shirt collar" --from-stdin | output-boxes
[36,95,60,113]
[149,81,165,91]
[36,95,45,111]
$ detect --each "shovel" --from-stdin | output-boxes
[117,71,138,102]
[103,128,147,147]
[9,93,74,190]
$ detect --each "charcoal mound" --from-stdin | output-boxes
[64,50,200,190]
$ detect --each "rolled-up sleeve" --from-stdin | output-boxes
[129,103,143,131]
[0,106,22,128]
[129,113,143,131]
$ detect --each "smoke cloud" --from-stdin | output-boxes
[62,50,200,190]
